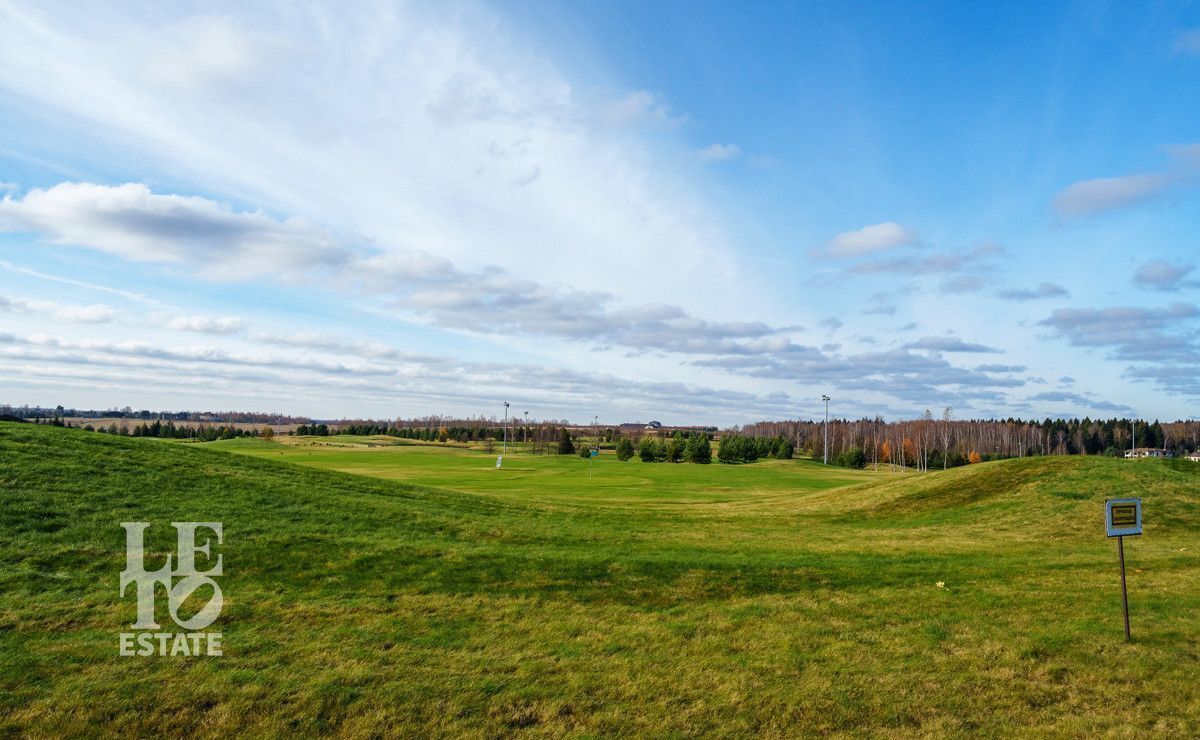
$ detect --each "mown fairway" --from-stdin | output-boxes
[3,423,1200,737]
[214,435,877,506]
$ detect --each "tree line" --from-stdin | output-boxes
[77,419,261,441]
[737,414,1200,471]
[2,404,306,424]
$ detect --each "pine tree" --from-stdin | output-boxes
[557,428,575,455]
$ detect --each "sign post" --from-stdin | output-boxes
[1105,498,1142,642]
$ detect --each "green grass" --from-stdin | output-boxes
[3,423,1200,737]
[214,434,879,507]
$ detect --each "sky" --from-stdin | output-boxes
[0,0,1198,425]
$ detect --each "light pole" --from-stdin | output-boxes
[502,402,509,456]
[822,394,831,465]
[1131,418,1136,458]
[523,410,528,444]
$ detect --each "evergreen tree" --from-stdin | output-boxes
[557,428,575,455]
[686,434,712,464]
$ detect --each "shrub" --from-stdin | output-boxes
[616,437,635,461]
[579,446,592,459]
[639,438,662,462]
[835,447,867,469]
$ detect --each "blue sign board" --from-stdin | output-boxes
[1105,498,1142,537]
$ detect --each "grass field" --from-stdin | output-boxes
[4,422,1200,737]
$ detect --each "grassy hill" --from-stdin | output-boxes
[3,422,1200,737]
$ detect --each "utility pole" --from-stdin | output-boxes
[503,402,509,456]
[523,410,528,444]
[1131,418,1136,459]
[822,394,831,465]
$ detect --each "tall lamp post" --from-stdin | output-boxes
[822,394,831,465]
[502,402,509,456]
[523,410,528,444]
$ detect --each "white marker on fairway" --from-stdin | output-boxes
[496,455,502,469]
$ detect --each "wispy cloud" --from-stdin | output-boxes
[850,242,1002,276]
[165,315,246,334]
[905,336,1001,354]
[0,182,784,356]
[695,143,741,161]
[1132,260,1198,292]
[816,222,918,259]
[0,293,115,323]
[1172,29,1200,56]
[1038,303,1199,359]
[1052,143,1200,218]
[940,275,986,294]
[1052,173,1171,218]
[1027,390,1133,415]
[603,90,684,127]
[996,282,1069,302]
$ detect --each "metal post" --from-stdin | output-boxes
[502,402,509,456]
[1118,535,1131,642]
[822,395,830,465]
[523,411,528,444]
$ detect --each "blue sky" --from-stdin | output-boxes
[0,1,1198,424]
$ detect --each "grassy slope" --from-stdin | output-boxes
[3,423,1200,737]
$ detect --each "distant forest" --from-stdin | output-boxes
[9,404,1200,471]
[1,405,307,424]
[738,415,1200,470]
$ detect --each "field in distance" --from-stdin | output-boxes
[213,434,881,506]
[4,423,1200,737]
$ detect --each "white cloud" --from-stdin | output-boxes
[0,182,790,356]
[695,143,741,161]
[817,222,917,258]
[603,90,680,126]
[0,183,341,278]
[166,315,246,334]
[141,15,267,90]
[0,294,115,323]
[52,303,116,323]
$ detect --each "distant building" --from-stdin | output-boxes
[645,420,662,430]
[1125,447,1174,459]
[1186,452,1200,462]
